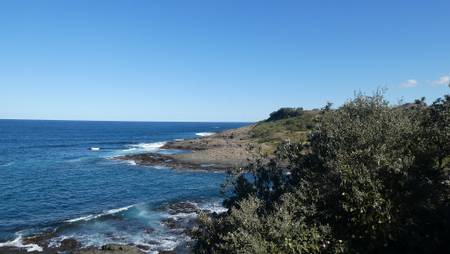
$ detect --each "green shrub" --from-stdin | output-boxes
[266,107,305,122]
[194,91,450,254]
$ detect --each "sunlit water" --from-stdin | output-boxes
[0,120,248,252]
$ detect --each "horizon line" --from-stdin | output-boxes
[0,117,256,124]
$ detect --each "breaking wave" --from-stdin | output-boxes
[0,235,43,252]
[65,205,134,223]
[120,141,167,154]
[195,132,215,137]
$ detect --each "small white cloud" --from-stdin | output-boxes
[401,79,418,88]
[432,75,450,86]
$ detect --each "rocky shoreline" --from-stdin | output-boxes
[115,125,257,171]
[0,200,222,254]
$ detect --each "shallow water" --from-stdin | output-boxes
[0,120,248,251]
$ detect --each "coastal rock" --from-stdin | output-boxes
[0,247,38,254]
[112,125,256,171]
[74,244,142,254]
[135,244,150,251]
[101,244,141,252]
[161,214,199,236]
[60,238,79,251]
[23,231,56,249]
[161,217,178,229]
[166,202,199,215]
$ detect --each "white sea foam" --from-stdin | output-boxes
[48,200,223,253]
[143,235,184,252]
[195,132,215,137]
[0,235,43,252]
[174,138,184,141]
[120,141,167,154]
[129,142,166,150]
[65,205,134,223]
[106,205,134,214]
[199,201,228,214]
[90,147,100,151]
[153,165,170,170]
[164,200,227,221]
[153,236,181,251]
[167,212,198,220]
[49,230,184,253]
[126,160,137,165]
[65,214,97,223]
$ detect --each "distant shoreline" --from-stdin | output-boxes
[114,124,257,171]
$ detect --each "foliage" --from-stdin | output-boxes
[194,91,450,254]
[249,110,318,153]
[266,107,306,122]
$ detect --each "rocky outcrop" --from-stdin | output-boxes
[114,125,256,171]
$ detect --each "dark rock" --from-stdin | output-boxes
[144,239,160,245]
[23,231,56,248]
[166,202,199,214]
[73,244,143,254]
[135,244,150,251]
[112,153,221,171]
[161,218,178,229]
[143,227,154,234]
[60,238,79,250]
[98,244,142,253]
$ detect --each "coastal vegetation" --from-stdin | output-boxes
[249,108,317,153]
[265,107,308,122]
[193,90,450,254]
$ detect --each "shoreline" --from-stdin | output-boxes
[0,125,255,254]
[114,125,257,171]
[0,199,226,254]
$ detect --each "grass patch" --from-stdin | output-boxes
[249,110,318,152]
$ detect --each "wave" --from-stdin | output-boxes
[5,200,225,253]
[147,236,182,252]
[120,141,167,154]
[90,147,101,151]
[65,205,134,223]
[0,161,14,167]
[48,233,184,253]
[129,142,166,150]
[0,235,43,252]
[126,160,137,165]
[199,201,228,214]
[53,202,187,252]
[163,200,228,219]
[195,132,215,137]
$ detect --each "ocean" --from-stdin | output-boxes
[0,120,249,252]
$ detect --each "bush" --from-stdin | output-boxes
[194,92,450,254]
[266,107,304,122]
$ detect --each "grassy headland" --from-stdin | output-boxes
[115,108,319,170]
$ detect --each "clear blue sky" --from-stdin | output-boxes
[1,0,449,122]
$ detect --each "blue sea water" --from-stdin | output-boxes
[0,120,248,252]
